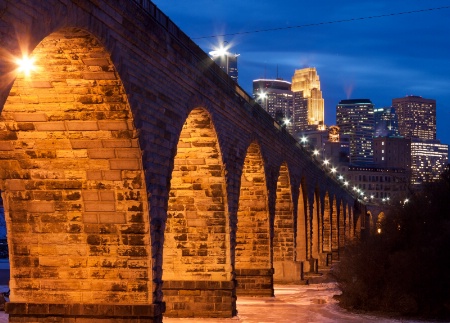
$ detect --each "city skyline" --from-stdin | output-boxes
[152,0,450,145]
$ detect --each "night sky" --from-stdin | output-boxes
[152,0,450,145]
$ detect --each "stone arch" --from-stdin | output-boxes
[331,195,339,260]
[0,27,153,310]
[338,200,346,248]
[376,211,385,234]
[163,107,233,317]
[296,179,308,262]
[311,188,321,262]
[347,204,354,239]
[273,162,299,283]
[366,211,373,234]
[235,141,272,296]
[322,192,332,254]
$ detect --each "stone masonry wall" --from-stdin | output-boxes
[1,28,152,305]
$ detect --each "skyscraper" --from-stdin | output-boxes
[291,67,325,130]
[392,95,448,186]
[336,99,375,165]
[209,46,239,82]
[410,139,448,185]
[392,95,436,140]
[253,78,306,134]
[374,107,400,138]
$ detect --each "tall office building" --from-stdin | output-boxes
[392,95,448,186]
[291,67,325,130]
[209,48,239,82]
[392,95,436,140]
[253,78,306,134]
[374,107,400,138]
[410,139,448,185]
[336,99,375,165]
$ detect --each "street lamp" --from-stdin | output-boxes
[16,55,36,76]
[256,91,268,111]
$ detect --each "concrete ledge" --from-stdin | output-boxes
[6,302,165,317]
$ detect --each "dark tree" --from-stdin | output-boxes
[334,168,450,319]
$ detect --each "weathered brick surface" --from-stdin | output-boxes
[0,0,362,321]
[163,280,236,318]
[322,193,332,253]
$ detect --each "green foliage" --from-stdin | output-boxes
[334,168,450,319]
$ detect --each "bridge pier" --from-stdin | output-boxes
[318,252,333,267]
[235,268,274,296]
[273,260,306,284]
[6,302,165,323]
[303,258,319,273]
[162,280,236,318]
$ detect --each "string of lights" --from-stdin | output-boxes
[193,6,450,40]
[298,136,410,206]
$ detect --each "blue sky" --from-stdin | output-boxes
[152,1,450,144]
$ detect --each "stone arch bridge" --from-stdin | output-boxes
[0,1,367,321]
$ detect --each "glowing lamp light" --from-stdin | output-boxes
[313,149,319,156]
[300,136,307,144]
[209,42,231,57]
[16,55,36,76]
[323,159,329,166]
[283,118,291,126]
[257,91,267,100]
[377,228,382,234]
[330,167,337,173]
[338,175,343,180]
[343,181,349,186]
[404,198,409,204]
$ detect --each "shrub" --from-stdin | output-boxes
[333,168,450,319]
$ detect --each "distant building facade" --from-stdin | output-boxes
[253,78,294,133]
[346,165,409,202]
[392,95,436,140]
[291,67,325,130]
[209,49,239,82]
[392,95,448,186]
[300,126,349,166]
[373,137,411,171]
[374,107,400,138]
[410,139,448,185]
[253,78,306,134]
[336,99,375,165]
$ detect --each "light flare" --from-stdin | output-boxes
[16,55,36,76]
